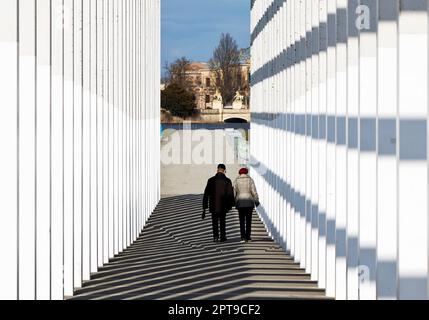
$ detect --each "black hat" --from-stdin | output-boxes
[217,164,226,170]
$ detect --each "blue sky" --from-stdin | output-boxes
[161,0,250,72]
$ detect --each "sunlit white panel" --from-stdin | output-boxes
[63,0,75,298]
[398,3,428,300]
[51,0,64,300]
[0,0,18,301]
[36,0,52,300]
[18,0,36,300]
[377,0,398,300]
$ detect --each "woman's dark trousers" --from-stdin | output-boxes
[238,207,253,240]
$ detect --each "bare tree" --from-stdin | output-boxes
[209,33,241,106]
[164,57,192,89]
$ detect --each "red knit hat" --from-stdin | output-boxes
[239,167,249,175]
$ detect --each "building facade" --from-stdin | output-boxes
[185,61,251,110]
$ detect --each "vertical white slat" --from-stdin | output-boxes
[142,0,147,227]
[286,0,292,254]
[113,0,120,256]
[0,0,18,301]
[130,0,135,243]
[126,0,130,248]
[346,0,360,300]
[290,0,296,260]
[73,0,83,289]
[293,0,301,264]
[305,0,313,274]
[63,0,74,297]
[102,0,109,265]
[398,0,428,300]
[335,0,348,300]
[137,0,141,234]
[122,0,127,251]
[90,0,98,274]
[36,0,52,300]
[318,0,328,290]
[108,0,115,259]
[118,0,124,253]
[310,0,320,281]
[51,0,64,300]
[17,0,36,300]
[96,0,104,268]
[281,1,288,249]
[326,0,337,298]
[82,0,92,282]
[299,0,307,267]
[377,0,398,300]
[359,0,378,300]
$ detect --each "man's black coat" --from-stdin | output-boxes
[203,172,235,214]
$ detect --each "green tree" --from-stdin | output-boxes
[161,83,196,118]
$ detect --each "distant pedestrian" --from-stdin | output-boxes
[233,167,260,243]
[202,164,235,242]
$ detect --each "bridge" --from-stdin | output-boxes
[197,109,251,123]
[1,0,429,300]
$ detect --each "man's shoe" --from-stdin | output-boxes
[246,238,252,242]
[213,238,219,243]
[240,238,246,243]
[220,238,227,242]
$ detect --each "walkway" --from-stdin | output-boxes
[71,195,326,300]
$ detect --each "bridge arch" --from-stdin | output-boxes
[223,117,248,123]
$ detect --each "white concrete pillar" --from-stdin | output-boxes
[36,0,52,300]
[398,0,428,300]
[82,0,92,283]
[51,0,65,300]
[96,0,104,269]
[325,0,337,298]
[305,0,313,274]
[90,0,99,274]
[0,0,18,301]
[310,0,320,282]
[63,0,74,297]
[318,0,328,291]
[359,0,378,300]
[335,0,348,300]
[377,0,398,300]
[346,0,360,300]
[73,0,83,290]
[285,0,292,254]
[108,0,115,260]
[17,0,36,300]
[102,0,109,264]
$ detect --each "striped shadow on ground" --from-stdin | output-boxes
[71,195,328,300]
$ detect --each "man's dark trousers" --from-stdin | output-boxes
[212,211,227,240]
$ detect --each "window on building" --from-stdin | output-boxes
[206,78,211,87]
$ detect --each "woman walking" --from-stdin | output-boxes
[233,168,260,243]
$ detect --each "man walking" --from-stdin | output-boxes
[202,164,234,242]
